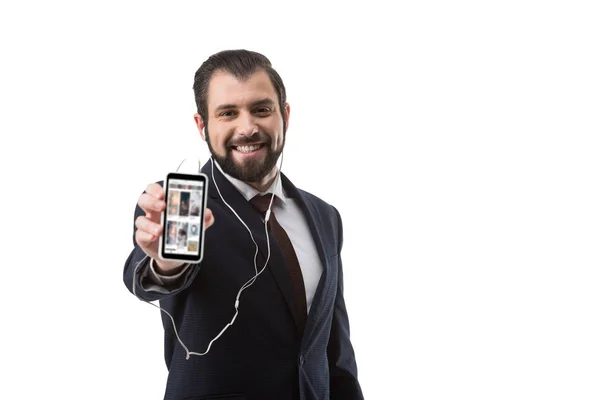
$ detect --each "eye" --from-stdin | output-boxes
[254,106,272,115]
[219,110,236,117]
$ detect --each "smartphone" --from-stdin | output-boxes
[158,172,209,263]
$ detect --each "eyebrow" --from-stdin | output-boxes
[214,98,276,113]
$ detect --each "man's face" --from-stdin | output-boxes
[195,70,290,184]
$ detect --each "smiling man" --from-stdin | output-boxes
[123,49,363,400]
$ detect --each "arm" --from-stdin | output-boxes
[328,208,364,400]
[123,201,200,302]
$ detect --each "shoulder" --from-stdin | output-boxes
[294,187,343,233]
[294,187,344,253]
[282,173,341,219]
[282,173,331,207]
[297,188,337,213]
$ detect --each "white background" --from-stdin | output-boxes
[1,1,599,399]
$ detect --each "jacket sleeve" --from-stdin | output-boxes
[327,208,364,399]
[122,190,201,302]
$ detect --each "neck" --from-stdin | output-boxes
[246,167,278,192]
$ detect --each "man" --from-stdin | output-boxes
[123,49,363,400]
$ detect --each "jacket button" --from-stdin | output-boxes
[299,354,305,366]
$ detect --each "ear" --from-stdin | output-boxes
[193,113,206,141]
[283,103,291,133]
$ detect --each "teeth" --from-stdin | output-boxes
[236,144,261,153]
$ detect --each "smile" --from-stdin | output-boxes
[233,144,264,154]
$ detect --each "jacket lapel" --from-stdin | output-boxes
[280,173,330,339]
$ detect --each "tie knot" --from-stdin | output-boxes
[250,194,273,214]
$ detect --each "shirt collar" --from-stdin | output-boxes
[214,160,288,205]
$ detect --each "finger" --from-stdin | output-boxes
[145,183,165,200]
[204,208,215,230]
[135,227,159,249]
[135,215,163,237]
[138,192,165,217]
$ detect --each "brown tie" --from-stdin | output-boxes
[250,194,307,330]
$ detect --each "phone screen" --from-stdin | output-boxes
[159,172,208,263]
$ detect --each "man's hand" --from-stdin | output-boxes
[135,183,215,275]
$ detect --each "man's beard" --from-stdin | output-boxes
[205,128,284,183]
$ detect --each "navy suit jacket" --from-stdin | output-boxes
[123,162,363,400]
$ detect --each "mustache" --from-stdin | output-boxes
[227,133,271,147]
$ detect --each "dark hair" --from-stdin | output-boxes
[192,49,287,131]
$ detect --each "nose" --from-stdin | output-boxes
[235,110,258,136]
